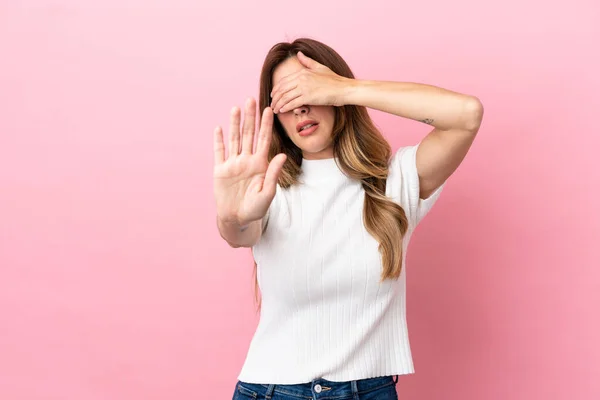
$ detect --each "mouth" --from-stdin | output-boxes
[296,120,319,133]
[298,123,319,137]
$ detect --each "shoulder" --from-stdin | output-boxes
[387,143,445,227]
[389,144,419,174]
[386,144,419,197]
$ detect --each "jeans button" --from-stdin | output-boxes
[314,384,322,393]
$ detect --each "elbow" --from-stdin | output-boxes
[219,233,242,248]
[463,96,484,133]
[224,238,244,248]
[224,238,254,249]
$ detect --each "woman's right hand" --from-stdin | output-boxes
[213,98,287,227]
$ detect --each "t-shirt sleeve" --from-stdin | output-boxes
[387,142,445,228]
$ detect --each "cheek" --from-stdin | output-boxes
[277,115,295,135]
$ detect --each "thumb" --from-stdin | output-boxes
[297,51,320,69]
[261,153,287,196]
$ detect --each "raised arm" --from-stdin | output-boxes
[268,52,484,200]
[342,80,484,199]
[213,98,286,248]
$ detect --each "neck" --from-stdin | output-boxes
[302,147,334,160]
[300,156,346,182]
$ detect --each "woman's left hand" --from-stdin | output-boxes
[270,51,351,114]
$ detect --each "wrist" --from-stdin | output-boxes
[217,214,253,230]
[338,77,364,106]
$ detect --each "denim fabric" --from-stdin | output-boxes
[232,375,398,400]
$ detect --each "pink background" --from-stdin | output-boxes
[1,1,598,399]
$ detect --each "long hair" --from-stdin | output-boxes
[253,38,409,311]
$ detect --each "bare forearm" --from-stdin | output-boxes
[342,79,482,132]
[217,217,261,248]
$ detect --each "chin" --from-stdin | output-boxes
[298,145,334,159]
[288,131,334,157]
[293,140,326,152]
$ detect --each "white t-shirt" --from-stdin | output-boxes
[237,143,444,384]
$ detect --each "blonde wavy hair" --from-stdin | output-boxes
[252,38,409,311]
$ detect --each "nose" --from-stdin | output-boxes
[293,105,310,115]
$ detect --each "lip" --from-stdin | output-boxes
[296,120,319,133]
[298,124,318,137]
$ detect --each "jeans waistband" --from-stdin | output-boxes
[237,374,398,399]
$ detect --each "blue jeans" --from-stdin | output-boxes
[232,375,398,400]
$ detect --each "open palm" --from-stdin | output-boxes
[213,98,287,227]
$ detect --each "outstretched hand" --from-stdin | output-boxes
[213,98,287,227]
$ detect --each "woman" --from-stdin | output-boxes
[213,38,483,399]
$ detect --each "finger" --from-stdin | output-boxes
[256,107,274,156]
[228,106,241,159]
[274,90,302,114]
[271,71,300,97]
[241,98,256,154]
[271,81,298,112]
[261,153,287,196]
[296,51,320,69]
[213,126,225,165]
[271,74,290,95]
